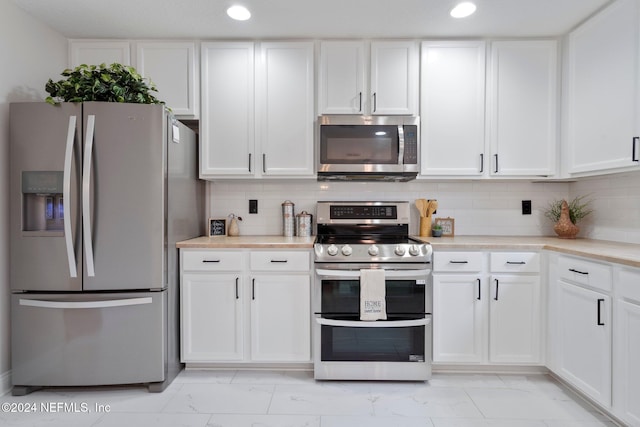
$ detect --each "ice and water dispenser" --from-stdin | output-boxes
[22,171,64,232]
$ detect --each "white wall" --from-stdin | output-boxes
[208,180,571,237]
[0,0,67,394]
[569,170,640,244]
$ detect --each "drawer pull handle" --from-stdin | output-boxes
[569,268,588,275]
[506,261,526,265]
[202,260,221,263]
[597,298,605,326]
[449,261,468,264]
[270,260,288,263]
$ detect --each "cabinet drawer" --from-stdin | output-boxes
[433,251,483,272]
[182,250,244,271]
[250,251,310,272]
[558,255,612,292]
[618,267,640,302]
[490,252,540,273]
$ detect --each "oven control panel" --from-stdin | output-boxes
[314,242,432,263]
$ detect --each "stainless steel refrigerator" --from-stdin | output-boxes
[9,102,204,395]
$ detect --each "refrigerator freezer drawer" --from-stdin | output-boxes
[11,291,167,388]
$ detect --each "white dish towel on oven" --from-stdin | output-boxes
[360,269,387,321]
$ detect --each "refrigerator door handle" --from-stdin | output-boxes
[19,297,153,310]
[63,115,78,278]
[82,114,96,277]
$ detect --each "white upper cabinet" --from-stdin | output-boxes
[318,40,418,116]
[200,42,255,177]
[256,42,315,177]
[69,40,130,67]
[200,41,314,179]
[420,41,486,176]
[488,40,558,177]
[318,41,365,114]
[136,42,199,117]
[566,0,640,175]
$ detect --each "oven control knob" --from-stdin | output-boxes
[341,245,353,256]
[394,245,406,256]
[409,245,421,256]
[327,244,339,256]
[368,245,379,256]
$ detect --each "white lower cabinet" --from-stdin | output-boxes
[433,251,542,365]
[180,248,311,364]
[614,267,640,426]
[553,254,613,409]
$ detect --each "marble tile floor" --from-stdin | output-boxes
[0,370,620,427]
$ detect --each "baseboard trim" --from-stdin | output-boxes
[0,370,12,396]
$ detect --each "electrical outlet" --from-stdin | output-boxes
[249,199,258,214]
[522,200,532,215]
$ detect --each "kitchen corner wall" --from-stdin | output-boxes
[0,0,68,394]
[569,170,640,244]
[208,180,571,237]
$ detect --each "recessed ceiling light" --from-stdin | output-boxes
[227,5,251,21]
[450,2,477,18]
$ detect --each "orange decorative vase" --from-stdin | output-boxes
[554,200,579,239]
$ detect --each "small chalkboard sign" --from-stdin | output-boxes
[208,218,227,236]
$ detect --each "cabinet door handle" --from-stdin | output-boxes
[373,92,377,112]
[494,279,499,301]
[262,153,266,173]
[270,259,288,263]
[479,153,484,173]
[252,278,255,300]
[248,153,252,172]
[202,260,221,263]
[633,137,639,162]
[477,278,481,301]
[494,154,499,173]
[449,260,468,264]
[506,261,526,265]
[235,277,239,300]
[359,92,362,112]
[597,299,605,325]
[569,268,589,275]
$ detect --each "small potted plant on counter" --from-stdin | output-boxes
[544,195,592,239]
[432,223,443,237]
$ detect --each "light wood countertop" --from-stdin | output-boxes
[177,235,640,268]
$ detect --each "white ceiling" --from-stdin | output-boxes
[11,0,611,39]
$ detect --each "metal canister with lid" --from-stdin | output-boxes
[282,200,295,237]
[295,211,312,237]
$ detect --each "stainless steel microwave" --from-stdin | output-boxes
[317,115,420,181]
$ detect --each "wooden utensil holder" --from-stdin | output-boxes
[419,216,432,237]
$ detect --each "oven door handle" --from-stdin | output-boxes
[315,317,431,328]
[315,268,431,279]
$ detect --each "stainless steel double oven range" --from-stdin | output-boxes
[313,201,433,381]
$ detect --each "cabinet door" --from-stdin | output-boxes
[489,275,541,364]
[433,275,485,363]
[615,299,640,425]
[200,42,255,177]
[250,274,311,362]
[370,41,418,115]
[181,273,243,362]
[488,40,557,176]
[566,0,640,174]
[319,41,365,114]
[136,42,198,117]
[256,42,315,177]
[558,280,612,407]
[69,40,130,67]
[420,41,486,176]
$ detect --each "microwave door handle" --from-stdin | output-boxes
[397,125,405,165]
[315,317,431,328]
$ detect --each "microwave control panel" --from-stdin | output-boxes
[403,125,418,165]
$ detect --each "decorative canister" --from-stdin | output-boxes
[295,211,312,237]
[282,200,295,237]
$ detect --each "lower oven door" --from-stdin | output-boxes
[313,266,432,380]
